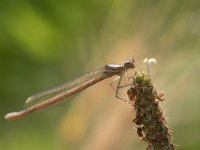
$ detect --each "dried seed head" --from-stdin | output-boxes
[137,127,143,137]
[129,72,175,150]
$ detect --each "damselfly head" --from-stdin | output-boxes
[123,57,135,69]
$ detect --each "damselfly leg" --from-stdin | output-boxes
[110,69,134,104]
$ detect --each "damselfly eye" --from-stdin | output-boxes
[123,58,135,69]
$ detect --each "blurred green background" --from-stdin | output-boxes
[0,0,200,150]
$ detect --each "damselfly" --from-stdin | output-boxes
[5,58,135,120]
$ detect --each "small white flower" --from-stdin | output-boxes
[142,58,157,76]
[148,58,157,65]
[143,58,149,63]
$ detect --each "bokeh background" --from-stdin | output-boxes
[1,0,200,150]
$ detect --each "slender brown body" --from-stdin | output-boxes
[5,58,135,120]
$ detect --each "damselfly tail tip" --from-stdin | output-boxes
[4,112,20,121]
[25,96,33,104]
